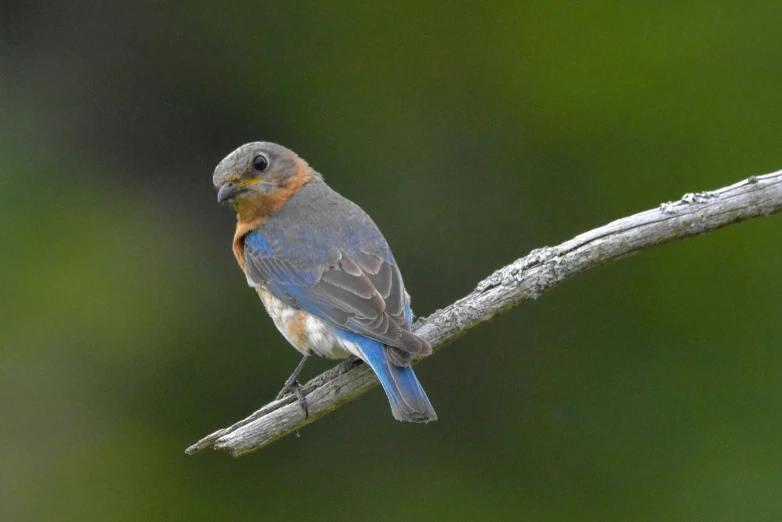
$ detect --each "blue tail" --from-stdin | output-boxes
[339,330,436,423]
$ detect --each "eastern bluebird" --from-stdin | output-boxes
[213,142,436,423]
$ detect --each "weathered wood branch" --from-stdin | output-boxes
[187,170,782,457]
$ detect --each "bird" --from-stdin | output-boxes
[213,142,437,423]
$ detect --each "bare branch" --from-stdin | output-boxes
[187,171,782,457]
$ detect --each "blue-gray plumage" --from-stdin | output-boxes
[213,142,436,422]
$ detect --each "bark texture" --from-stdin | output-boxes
[187,171,782,457]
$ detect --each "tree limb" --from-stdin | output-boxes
[187,170,782,457]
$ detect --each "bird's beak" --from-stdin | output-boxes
[217,181,243,203]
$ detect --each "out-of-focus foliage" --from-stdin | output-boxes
[2,2,782,521]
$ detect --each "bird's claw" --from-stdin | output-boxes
[276,380,309,419]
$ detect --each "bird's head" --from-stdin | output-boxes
[213,142,315,219]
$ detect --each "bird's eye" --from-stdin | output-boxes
[253,154,269,172]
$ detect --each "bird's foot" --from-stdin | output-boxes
[276,380,309,419]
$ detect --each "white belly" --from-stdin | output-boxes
[256,287,359,360]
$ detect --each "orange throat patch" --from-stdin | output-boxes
[231,166,313,270]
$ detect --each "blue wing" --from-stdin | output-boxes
[243,225,430,363]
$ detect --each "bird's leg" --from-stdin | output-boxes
[276,354,310,418]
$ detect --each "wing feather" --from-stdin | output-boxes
[244,236,430,358]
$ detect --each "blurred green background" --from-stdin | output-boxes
[2,2,782,521]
